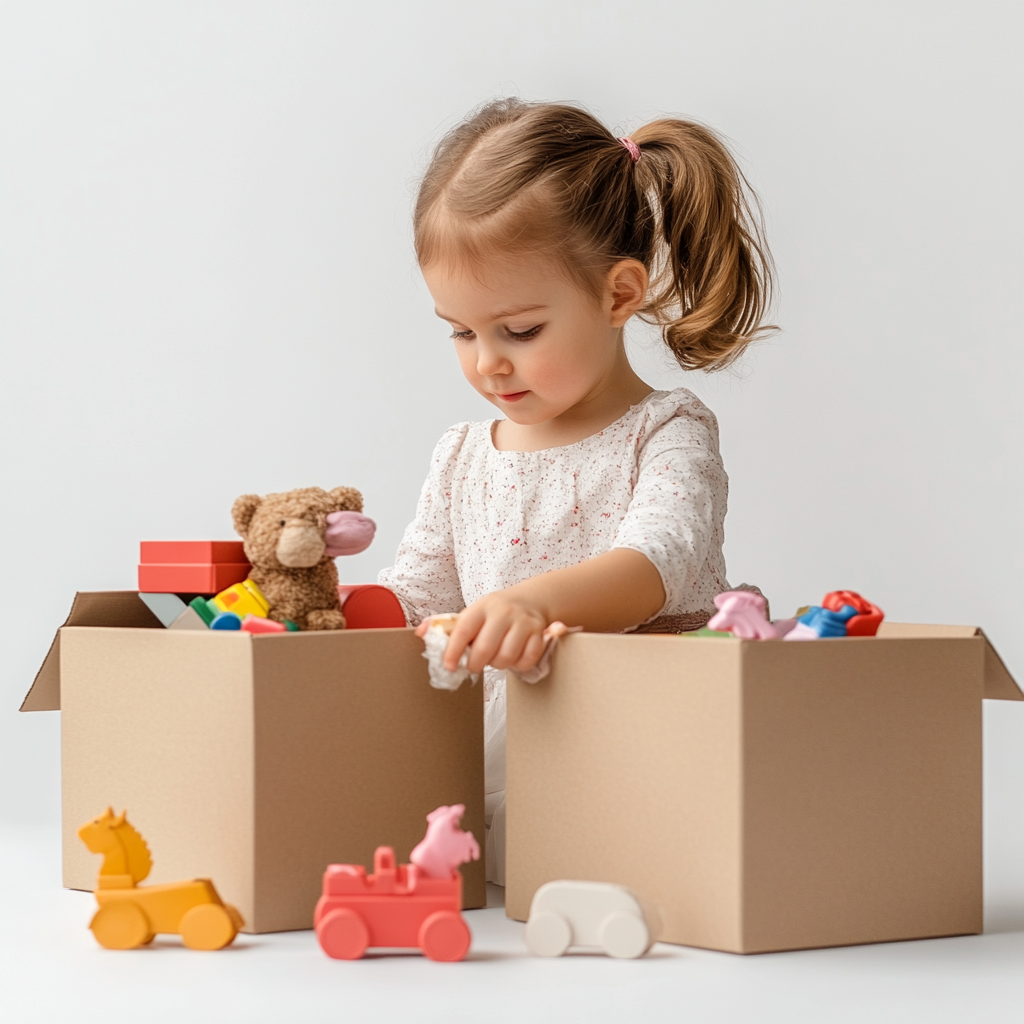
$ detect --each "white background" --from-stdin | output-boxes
[1,4,1022,1020]
[1,0,1021,822]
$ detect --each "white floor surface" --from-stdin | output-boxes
[3,824,1024,1024]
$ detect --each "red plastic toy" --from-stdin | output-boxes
[822,590,884,637]
[336,585,406,629]
[314,847,471,961]
[315,805,480,962]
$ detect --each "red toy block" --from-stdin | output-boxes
[137,563,252,595]
[337,585,407,629]
[314,847,470,962]
[139,541,248,565]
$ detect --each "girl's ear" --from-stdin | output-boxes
[606,259,649,328]
[328,486,363,513]
[232,494,262,539]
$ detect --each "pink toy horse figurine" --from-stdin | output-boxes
[707,591,780,640]
[410,805,480,879]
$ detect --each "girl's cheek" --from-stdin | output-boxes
[455,346,481,383]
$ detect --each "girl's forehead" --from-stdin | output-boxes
[423,255,579,320]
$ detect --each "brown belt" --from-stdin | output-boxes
[631,611,713,634]
[629,584,768,635]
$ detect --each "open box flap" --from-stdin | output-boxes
[19,592,163,712]
[876,622,1022,701]
[22,600,1022,710]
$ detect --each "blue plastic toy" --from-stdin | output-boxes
[210,612,243,631]
[797,604,857,638]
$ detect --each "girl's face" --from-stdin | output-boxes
[423,253,640,427]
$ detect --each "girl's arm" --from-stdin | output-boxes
[420,402,726,674]
[378,428,466,625]
[419,548,665,674]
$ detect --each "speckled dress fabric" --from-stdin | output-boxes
[378,387,730,625]
[378,388,731,884]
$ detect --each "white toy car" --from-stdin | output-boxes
[524,880,659,959]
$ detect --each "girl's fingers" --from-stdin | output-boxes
[445,609,485,671]
[462,622,501,679]
[491,620,542,671]
[464,617,509,674]
[511,631,548,673]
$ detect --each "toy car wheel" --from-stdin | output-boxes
[224,903,245,932]
[598,912,650,959]
[419,910,471,962]
[524,910,572,957]
[90,901,153,950]
[180,903,238,950]
[317,908,370,960]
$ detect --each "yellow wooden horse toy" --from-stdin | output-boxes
[78,808,243,950]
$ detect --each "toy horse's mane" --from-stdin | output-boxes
[97,808,152,883]
[116,815,153,884]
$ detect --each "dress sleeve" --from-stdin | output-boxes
[611,402,728,614]
[377,426,467,625]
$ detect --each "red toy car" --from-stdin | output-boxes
[314,846,471,962]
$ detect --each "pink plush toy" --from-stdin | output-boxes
[324,511,376,557]
[409,804,480,880]
[707,590,780,640]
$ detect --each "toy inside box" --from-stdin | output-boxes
[505,623,1023,955]
[20,592,485,933]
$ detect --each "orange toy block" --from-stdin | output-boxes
[337,585,407,629]
[78,808,243,950]
[137,563,251,595]
[314,847,470,962]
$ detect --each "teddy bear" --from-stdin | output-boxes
[231,486,376,631]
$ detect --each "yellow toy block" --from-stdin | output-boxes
[78,808,243,950]
[209,578,269,620]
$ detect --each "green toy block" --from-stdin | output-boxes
[188,596,216,626]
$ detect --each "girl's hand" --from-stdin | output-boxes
[413,548,666,677]
[415,592,550,675]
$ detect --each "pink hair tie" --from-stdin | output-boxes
[618,136,641,164]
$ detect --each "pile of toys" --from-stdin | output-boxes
[139,544,405,634]
[701,589,884,640]
[80,804,656,960]
[136,484,406,634]
[137,485,406,634]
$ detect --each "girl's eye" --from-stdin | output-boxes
[450,329,475,340]
[508,325,542,340]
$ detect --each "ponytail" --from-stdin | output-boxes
[631,120,775,369]
[416,100,775,371]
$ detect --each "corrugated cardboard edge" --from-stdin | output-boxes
[19,592,163,712]
[877,622,1022,701]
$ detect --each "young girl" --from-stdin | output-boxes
[378,98,774,884]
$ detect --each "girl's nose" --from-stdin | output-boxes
[476,340,512,377]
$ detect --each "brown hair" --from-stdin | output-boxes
[415,98,776,371]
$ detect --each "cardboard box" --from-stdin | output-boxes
[21,593,485,933]
[505,623,1022,954]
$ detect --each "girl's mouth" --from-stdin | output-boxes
[496,391,530,403]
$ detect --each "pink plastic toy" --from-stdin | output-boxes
[706,591,780,640]
[314,806,478,962]
[410,804,481,879]
[324,511,377,557]
[240,614,286,634]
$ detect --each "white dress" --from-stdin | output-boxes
[378,388,731,883]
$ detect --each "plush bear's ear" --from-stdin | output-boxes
[231,494,262,539]
[328,486,363,513]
